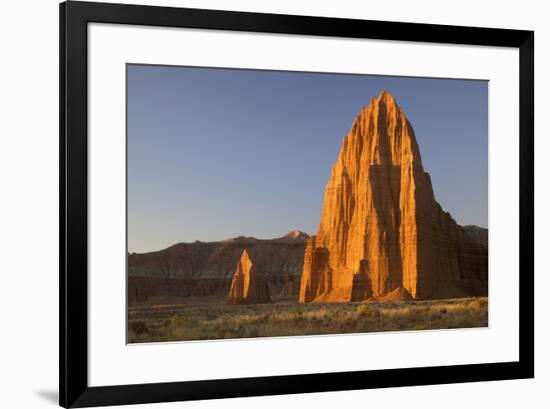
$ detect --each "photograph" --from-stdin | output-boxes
[126,64,489,343]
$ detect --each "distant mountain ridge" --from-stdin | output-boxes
[128,231,310,304]
[128,224,486,305]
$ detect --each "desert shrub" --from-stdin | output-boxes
[129,320,147,335]
[357,304,382,320]
[471,298,488,309]
[170,316,185,327]
[185,316,199,327]
[252,314,270,324]
[292,311,303,321]
[203,311,217,321]
[356,304,369,316]
[245,327,259,338]
[234,325,246,337]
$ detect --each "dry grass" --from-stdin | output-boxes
[127,297,488,343]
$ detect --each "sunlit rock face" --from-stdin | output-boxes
[227,250,271,304]
[299,91,488,303]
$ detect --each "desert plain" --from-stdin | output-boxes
[128,296,488,343]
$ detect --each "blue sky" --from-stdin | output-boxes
[127,65,488,253]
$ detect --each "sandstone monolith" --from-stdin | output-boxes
[227,249,271,304]
[299,91,488,303]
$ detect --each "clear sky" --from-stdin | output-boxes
[127,64,488,253]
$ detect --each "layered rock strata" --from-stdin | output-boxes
[299,91,488,303]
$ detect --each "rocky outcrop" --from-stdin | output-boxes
[227,250,271,304]
[127,276,228,303]
[299,91,488,303]
[128,232,308,304]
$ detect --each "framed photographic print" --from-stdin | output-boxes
[60,1,534,407]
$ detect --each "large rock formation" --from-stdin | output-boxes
[299,91,488,303]
[128,231,308,304]
[227,250,271,304]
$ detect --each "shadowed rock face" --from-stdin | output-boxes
[128,232,308,304]
[299,91,488,303]
[227,250,271,304]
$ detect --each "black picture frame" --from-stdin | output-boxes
[59,1,534,407]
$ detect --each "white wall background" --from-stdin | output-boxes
[0,0,546,408]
